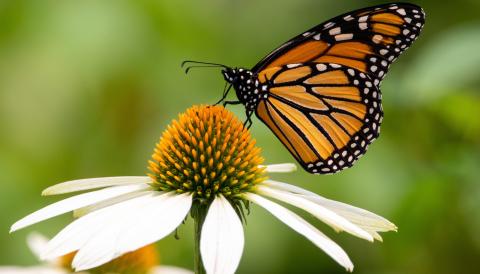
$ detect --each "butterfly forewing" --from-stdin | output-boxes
[253,2,425,87]
[255,63,382,174]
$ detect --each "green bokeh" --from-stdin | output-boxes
[0,1,479,273]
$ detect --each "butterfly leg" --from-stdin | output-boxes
[223,100,242,106]
[214,83,233,106]
[243,110,253,129]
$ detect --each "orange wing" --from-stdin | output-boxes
[255,63,382,174]
[253,3,425,87]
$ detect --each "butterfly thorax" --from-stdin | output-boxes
[223,67,264,111]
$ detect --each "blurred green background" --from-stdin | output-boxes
[1,0,479,273]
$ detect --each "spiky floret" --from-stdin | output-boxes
[148,105,266,204]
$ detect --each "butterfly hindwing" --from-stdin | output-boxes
[255,63,382,174]
[253,2,425,86]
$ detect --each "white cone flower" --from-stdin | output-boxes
[0,232,192,274]
[11,105,396,273]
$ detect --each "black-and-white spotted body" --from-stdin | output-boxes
[222,68,264,113]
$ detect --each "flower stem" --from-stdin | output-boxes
[193,204,207,274]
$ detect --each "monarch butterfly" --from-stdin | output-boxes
[183,3,425,174]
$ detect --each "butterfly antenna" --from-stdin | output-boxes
[183,65,223,74]
[181,60,229,74]
[181,60,228,68]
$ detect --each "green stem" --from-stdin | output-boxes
[193,205,207,274]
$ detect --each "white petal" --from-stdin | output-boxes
[245,193,353,272]
[260,163,297,173]
[116,193,192,254]
[72,193,162,271]
[0,266,67,274]
[11,184,150,232]
[26,232,49,260]
[307,196,396,232]
[257,185,373,242]
[262,179,324,196]
[201,195,244,274]
[364,229,384,242]
[42,191,154,260]
[264,180,397,235]
[149,266,194,274]
[42,176,151,195]
[73,189,152,218]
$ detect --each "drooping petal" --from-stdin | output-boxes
[116,193,192,254]
[149,266,194,274]
[200,195,244,274]
[363,229,384,242]
[71,193,165,271]
[264,180,397,236]
[245,193,354,272]
[42,176,152,196]
[256,185,373,242]
[307,196,396,232]
[11,184,150,232]
[42,192,155,260]
[260,163,297,173]
[71,192,188,271]
[47,190,172,270]
[26,232,49,260]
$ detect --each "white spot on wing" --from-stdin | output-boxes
[324,22,335,28]
[372,34,383,44]
[329,27,341,35]
[335,33,353,41]
[287,63,301,68]
[396,8,406,16]
[316,64,327,71]
[359,15,369,22]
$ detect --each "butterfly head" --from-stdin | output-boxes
[222,68,259,110]
[222,67,238,84]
